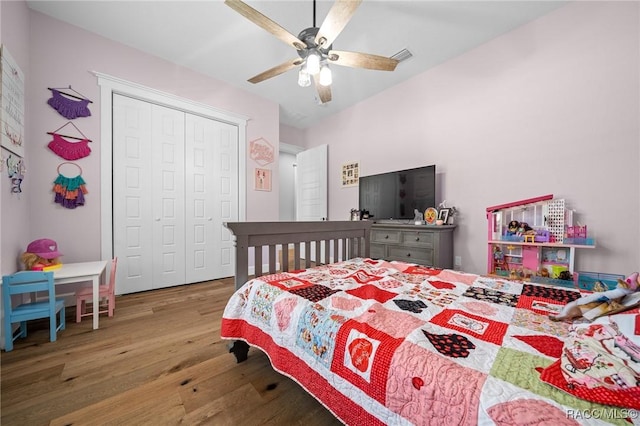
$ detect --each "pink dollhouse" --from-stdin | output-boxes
[486,194,596,286]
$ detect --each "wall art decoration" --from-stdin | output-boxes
[1,45,25,157]
[47,85,92,119]
[6,152,24,194]
[53,162,88,209]
[254,168,272,191]
[249,137,274,166]
[341,161,359,187]
[47,121,92,160]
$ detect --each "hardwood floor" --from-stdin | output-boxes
[1,278,343,425]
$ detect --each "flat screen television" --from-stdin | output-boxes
[358,165,436,220]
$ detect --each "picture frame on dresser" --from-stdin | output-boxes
[437,208,450,224]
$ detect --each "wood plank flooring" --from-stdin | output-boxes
[0,278,343,425]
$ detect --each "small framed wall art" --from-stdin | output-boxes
[341,161,359,187]
[254,168,271,191]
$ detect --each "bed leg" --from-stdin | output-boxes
[228,340,250,363]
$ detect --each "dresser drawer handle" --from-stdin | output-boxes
[406,253,411,257]
[385,235,389,239]
[415,237,420,241]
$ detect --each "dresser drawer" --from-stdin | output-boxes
[401,231,435,248]
[370,243,386,259]
[372,229,401,244]
[388,246,433,265]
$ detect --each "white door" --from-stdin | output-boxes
[295,144,328,262]
[151,104,186,289]
[113,95,155,294]
[296,144,328,221]
[185,115,238,282]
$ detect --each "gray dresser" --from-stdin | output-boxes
[370,222,455,269]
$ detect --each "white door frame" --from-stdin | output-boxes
[95,72,248,262]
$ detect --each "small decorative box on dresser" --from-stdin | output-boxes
[370,222,455,269]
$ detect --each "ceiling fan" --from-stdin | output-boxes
[224,0,399,104]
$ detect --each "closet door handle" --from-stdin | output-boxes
[208,217,213,221]
[155,218,161,221]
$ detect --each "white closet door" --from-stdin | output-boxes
[151,104,186,289]
[185,115,238,282]
[113,95,154,295]
[113,94,238,294]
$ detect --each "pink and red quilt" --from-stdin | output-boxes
[221,258,639,425]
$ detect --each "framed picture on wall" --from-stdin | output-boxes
[254,168,271,191]
[341,161,359,187]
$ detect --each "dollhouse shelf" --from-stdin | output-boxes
[487,195,596,286]
[488,240,595,249]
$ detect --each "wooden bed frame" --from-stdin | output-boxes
[224,220,372,362]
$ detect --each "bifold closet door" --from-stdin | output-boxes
[113,94,238,295]
[185,115,238,283]
[113,95,186,294]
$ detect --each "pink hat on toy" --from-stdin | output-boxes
[620,272,639,291]
[26,238,62,259]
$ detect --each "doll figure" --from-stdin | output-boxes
[21,238,63,271]
[549,272,640,321]
[516,222,536,236]
[507,221,520,235]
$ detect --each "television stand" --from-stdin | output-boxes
[370,222,455,269]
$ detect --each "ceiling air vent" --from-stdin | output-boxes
[391,48,413,64]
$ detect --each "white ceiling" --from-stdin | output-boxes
[27,0,567,129]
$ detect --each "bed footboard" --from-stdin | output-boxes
[225,221,372,291]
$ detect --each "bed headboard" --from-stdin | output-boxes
[225,221,372,290]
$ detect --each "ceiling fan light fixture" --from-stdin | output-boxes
[319,64,332,86]
[306,51,321,75]
[298,67,311,87]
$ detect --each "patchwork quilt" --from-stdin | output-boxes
[221,258,639,425]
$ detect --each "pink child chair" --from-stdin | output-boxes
[75,258,117,323]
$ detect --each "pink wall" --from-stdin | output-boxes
[3,2,638,279]
[19,10,280,265]
[1,0,30,274]
[304,1,639,275]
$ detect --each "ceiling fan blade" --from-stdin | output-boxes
[313,75,332,104]
[248,58,303,84]
[315,0,363,49]
[328,50,399,71]
[225,0,306,50]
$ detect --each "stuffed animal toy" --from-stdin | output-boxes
[21,238,63,271]
[550,272,640,321]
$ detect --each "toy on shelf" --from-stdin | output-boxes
[507,221,519,235]
[564,225,594,245]
[493,246,506,272]
[535,229,550,243]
